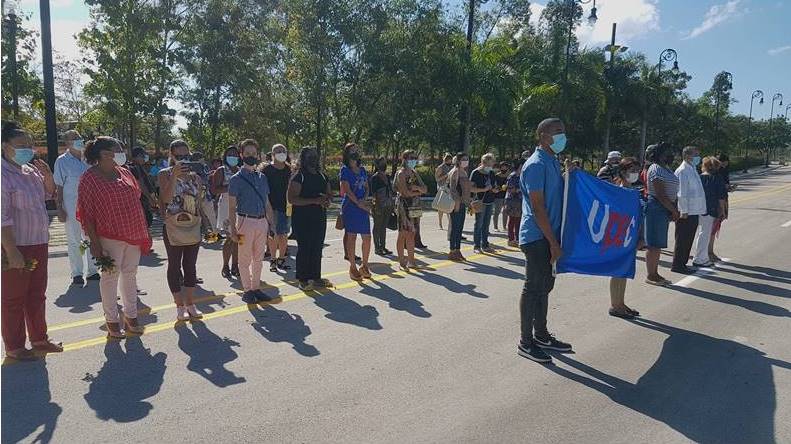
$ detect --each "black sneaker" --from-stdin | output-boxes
[270,261,278,272]
[86,273,100,281]
[255,290,275,302]
[230,265,240,278]
[241,291,258,304]
[71,276,85,286]
[671,266,696,275]
[221,266,231,279]
[276,259,291,270]
[534,334,572,352]
[517,342,552,363]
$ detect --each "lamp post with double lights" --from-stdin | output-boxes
[713,71,733,153]
[560,0,598,119]
[767,93,784,166]
[745,89,764,161]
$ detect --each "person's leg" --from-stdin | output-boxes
[372,212,383,251]
[673,216,698,269]
[693,215,714,265]
[24,244,51,346]
[501,202,508,232]
[117,242,141,319]
[406,226,416,264]
[180,244,200,305]
[450,209,464,250]
[646,247,661,280]
[311,219,327,280]
[236,218,255,291]
[345,231,358,268]
[609,277,627,310]
[508,216,518,242]
[528,240,555,340]
[361,234,371,268]
[64,214,84,279]
[482,204,493,248]
[250,219,268,290]
[492,199,502,230]
[396,230,406,262]
[163,231,185,304]
[473,211,483,249]
[277,234,288,261]
[414,218,424,247]
[1,261,30,353]
[98,238,125,323]
[222,238,233,269]
[294,229,308,282]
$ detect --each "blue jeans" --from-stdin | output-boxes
[449,205,466,250]
[474,203,493,248]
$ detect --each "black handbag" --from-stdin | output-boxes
[387,211,398,231]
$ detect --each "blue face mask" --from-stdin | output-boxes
[691,156,701,166]
[72,139,84,151]
[406,159,418,169]
[226,156,240,167]
[550,133,567,154]
[13,147,35,165]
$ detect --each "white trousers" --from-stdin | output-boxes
[64,202,98,278]
[693,215,715,265]
[98,238,141,322]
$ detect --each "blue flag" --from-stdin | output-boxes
[556,170,641,279]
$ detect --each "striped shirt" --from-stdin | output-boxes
[647,163,679,201]
[1,159,50,246]
[77,167,152,253]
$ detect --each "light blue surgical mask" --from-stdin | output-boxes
[72,139,84,151]
[691,156,701,166]
[13,147,35,165]
[550,133,567,154]
[144,154,150,162]
[406,159,418,169]
[226,156,240,167]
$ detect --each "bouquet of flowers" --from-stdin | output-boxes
[237,234,245,246]
[204,231,221,243]
[94,255,116,273]
[0,256,37,271]
[79,240,91,255]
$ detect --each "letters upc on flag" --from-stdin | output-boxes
[556,170,641,279]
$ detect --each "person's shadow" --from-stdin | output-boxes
[414,269,488,299]
[309,290,382,330]
[546,318,791,443]
[176,321,246,387]
[247,304,320,357]
[1,360,62,444]
[358,280,431,318]
[82,337,167,422]
[55,283,101,313]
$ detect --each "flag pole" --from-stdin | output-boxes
[554,166,571,276]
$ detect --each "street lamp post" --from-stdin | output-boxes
[3,0,20,120]
[561,0,597,119]
[39,0,59,168]
[640,49,679,157]
[713,71,733,153]
[767,93,784,167]
[745,89,764,162]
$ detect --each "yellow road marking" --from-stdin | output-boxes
[62,247,519,352]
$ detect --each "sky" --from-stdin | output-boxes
[11,0,791,125]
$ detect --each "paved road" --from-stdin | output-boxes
[3,167,791,444]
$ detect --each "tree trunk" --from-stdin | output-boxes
[639,106,648,164]
[209,85,221,153]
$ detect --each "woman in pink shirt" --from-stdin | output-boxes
[78,136,152,339]
[1,121,63,360]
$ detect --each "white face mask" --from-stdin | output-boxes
[274,152,287,163]
[627,172,639,184]
[114,152,127,166]
[461,160,469,168]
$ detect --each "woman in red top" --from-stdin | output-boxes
[77,137,152,339]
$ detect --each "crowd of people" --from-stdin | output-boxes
[1,118,734,364]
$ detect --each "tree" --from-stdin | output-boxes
[1,11,43,123]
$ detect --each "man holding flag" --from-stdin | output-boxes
[517,118,573,364]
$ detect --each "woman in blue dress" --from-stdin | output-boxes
[340,144,372,281]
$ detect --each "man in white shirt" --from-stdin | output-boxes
[672,145,706,274]
[54,130,99,286]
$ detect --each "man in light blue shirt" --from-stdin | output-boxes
[517,117,572,364]
[54,130,98,286]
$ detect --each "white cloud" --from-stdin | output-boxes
[529,0,659,47]
[767,45,791,56]
[683,0,744,40]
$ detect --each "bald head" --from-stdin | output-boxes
[536,118,565,150]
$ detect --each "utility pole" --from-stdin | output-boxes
[40,0,58,168]
[602,22,627,153]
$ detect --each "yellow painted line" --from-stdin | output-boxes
[61,247,520,352]
[50,240,511,333]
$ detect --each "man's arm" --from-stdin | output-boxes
[228,195,239,242]
[676,169,690,218]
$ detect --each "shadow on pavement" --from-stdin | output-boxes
[176,321,246,387]
[358,279,431,318]
[669,284,790,317]
[308,290,382,330]
[82,337,167,422]
[724,261,791,280]
[1,360,62,444]
[247,304,320,357]
[546,318,791,443]
[55,283,101,313]
[138,251,166,268]
[714,264,791,286]
[696,274,791,298]
[413,269,488,299]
